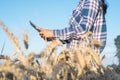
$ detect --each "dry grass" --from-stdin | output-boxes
[0,21,120,80]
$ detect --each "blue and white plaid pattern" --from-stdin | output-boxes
[53,0,107,53]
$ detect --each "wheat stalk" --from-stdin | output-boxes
[0,22,37,70]
[40,39,63,67]
[0,22,111,80]
[0,22,20,50]
[23,30,28,49]
[0,22,24,60]
[0,64,23,80]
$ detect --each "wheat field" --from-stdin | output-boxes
[0,21,120,80]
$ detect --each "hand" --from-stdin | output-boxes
[37,27,54,41]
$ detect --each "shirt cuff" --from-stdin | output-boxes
[53,29,60,38]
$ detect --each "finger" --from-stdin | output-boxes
[39,31,44,35]
[38,32,43,37]
[47,38,53,41]
[39,32,43,35]
[39,34,44,38]
[44,37,47,41]
[41,36,44,39]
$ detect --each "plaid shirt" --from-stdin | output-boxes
[53,0,107,53]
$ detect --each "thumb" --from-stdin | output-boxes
[36,27,44,31]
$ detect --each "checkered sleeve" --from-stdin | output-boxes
[73,0,100,37]
[53,26,75,40]
[53,0,100,40]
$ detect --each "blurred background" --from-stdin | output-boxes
[0,0,120,66]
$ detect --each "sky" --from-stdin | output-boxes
[0,0,120,66]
